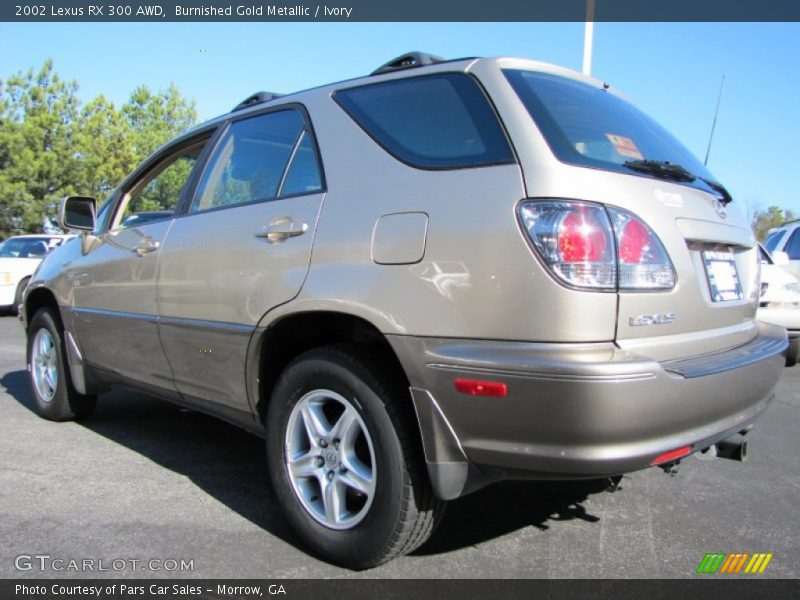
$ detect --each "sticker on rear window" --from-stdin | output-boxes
[605,134,644,160]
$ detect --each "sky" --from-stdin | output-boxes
[1,22,799,217]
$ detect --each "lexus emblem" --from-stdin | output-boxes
[713,198,727,219]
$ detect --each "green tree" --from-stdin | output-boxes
[0,60,81,237]
[122,83,197,161]
[118,84,198,213]
[752,205,797,242]
[0,61,198,239]
[74,95,135,201]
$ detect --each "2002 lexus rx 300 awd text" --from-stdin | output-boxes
[21,52,787,569]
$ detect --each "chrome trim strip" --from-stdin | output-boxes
[71,307,253,333]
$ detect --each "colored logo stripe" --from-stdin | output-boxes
[719,553,748,573]
[697,553,726,574]
[696,552,773,574]
[744,553,773,574]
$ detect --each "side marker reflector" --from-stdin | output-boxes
[651,445,692,465]
[454,378,508,397]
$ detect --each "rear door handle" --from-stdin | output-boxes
[256,216,308,244]
[133,236,160,256]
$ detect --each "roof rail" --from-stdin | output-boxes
[231,91,283,112]
[778,219,800,228]
[371,52,445,76]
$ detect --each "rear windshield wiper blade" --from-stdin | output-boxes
[623,159,696,183]
[697,176,733,205]
[624,160,733,205]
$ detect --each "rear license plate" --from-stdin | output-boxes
[703,250,743,302]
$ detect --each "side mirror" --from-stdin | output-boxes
[773,251,790,267]
[58,196,97,232]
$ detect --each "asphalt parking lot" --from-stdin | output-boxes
[1,313,798,579]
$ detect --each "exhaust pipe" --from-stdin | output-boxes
[696,433,748,463]
[716,434,748,462]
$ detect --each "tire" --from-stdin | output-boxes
[266,344,444,569]
[11,277,29,316]
[27,307,97,421]
[786,337,798,367]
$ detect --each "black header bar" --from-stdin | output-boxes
[3,0,800,22]
[3,579,800,600]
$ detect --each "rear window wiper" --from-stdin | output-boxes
[623,160,733,205]
[623,159,696,183]
[697,176,733,205]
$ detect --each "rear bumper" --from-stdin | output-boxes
[389,321,786,499]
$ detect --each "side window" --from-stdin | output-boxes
[280,131,323,197]
[26,241,49,257]
[113,140,207,230]
[191,109,313,213]
[764,230,784,254]
[334,73,514,169]
[785,230,800,260]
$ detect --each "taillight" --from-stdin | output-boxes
[518,200,675,291]
[518,201,616,289]
[608,208,676,289]
[559,209,608,262]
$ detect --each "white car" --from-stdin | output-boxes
[758,244,800,366]
[0,234,73,314]
[764,220,800,277]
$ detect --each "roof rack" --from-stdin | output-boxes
[371,52,445,76]
[778,219,800,228]
[231,91,283,112]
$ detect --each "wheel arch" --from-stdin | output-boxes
[248,310,411,427]
[23,285,104,396]
[24,285,61,332]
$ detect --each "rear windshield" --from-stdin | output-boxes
[504,69,717,185]
[335,73,514,170]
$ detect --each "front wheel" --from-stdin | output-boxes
[27,307,96,421]
[266,344,444,569]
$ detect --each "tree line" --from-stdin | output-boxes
[0,60,197,239]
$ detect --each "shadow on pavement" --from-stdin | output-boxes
[1,369,304,556]
[2,368,609,561]
[414,479,606,555]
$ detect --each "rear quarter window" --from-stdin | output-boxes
[334,73,514,170]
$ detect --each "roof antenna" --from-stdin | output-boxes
[704,75,725,166]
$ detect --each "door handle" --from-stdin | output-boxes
[256,216,308,244]
[133,236,160,256]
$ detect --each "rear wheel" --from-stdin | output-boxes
[27,307,96,421]
[266,344,443,569]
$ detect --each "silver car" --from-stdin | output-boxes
[21,52,787,569]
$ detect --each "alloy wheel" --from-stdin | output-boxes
[284,389,377,530]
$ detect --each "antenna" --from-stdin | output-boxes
[704,75,725,166]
